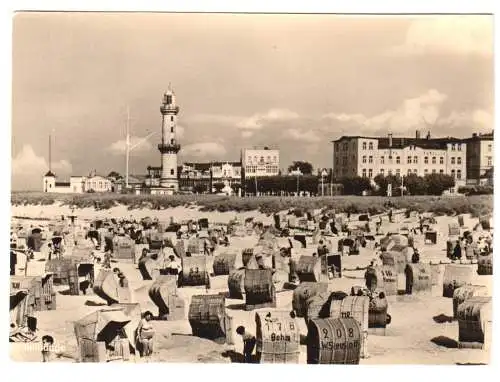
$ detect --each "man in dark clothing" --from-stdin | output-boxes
[453,242,462,260]
[330,222,338,235]
[236,326,256,363]
[317,240,329,257]
[404,264,413,294]
[10,251,17,276]
[104,234,114,254]
[411,248,420,264]
[364,261,377,292]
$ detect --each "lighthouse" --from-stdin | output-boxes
[158,84,181,191]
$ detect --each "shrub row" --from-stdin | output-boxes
[10,192,493,218]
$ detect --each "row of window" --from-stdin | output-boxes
[359,168,463,179]
[450,143,463,151]
[246,156,278,164]
[85,181,110,189]
[361,142,375,150]
[245,166,279,173]
[338,155,464,165]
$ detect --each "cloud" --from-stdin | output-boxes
[287,128,321,143]
[107,136,154,155]
[391,16,493,56]
[176,125,185,139]
[12,145,72,190]
[184,114,242,126]
[236,108,300,130]
[323,89,448,134]
[182,142,227,158]
[241,131,254,139]
[439,109,493,133]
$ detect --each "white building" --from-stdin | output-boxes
[332,131,467,187]
[42,171,113,193]
[179,161,242,192]
[241,147,280,178]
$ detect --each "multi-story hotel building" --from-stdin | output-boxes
[241,147,280,178]
[465,132,494,185]
[331,131,467,186]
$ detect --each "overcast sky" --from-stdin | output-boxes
[11,12,493,190]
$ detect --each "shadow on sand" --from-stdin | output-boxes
[84,300,107,307]
[431,336,458,349]
[221,350,257,363]
[226,303,246,310]
[433,314,454,324]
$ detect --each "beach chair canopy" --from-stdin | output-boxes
[74,309,131,342]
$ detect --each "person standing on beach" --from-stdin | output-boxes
[236,326,256,363]
[137,311,155,358]
[364,261,377,292]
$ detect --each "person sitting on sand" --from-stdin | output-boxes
[236,326,256,363]
[137,311,155,358]
[102,250,113,269]
[166,255,182,275]
[113,268,129,288]
[317,240,328,257]
[255,254,269,270]
[41,335,54,362]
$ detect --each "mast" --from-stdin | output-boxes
[49,134,52,172]
[125,106,130,189]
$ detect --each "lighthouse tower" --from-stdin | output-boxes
[158,84,181,191]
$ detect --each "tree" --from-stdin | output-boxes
[108,171,122,180]
[213,182,225,193]
[424,174,455,195]
[404,174,428,195]
[231,183,241,194]
[339,176,372,195]
[193,184,207,194]
[373,174,401,196]
[288,161,313,175]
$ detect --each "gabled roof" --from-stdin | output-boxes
[44,171,56,177]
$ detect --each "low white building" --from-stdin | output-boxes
[43,170,113,193]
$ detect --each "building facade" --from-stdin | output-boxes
[465,132,494,184]
[332,132,467,186]
[43,171,113,193]
[241,147,280,178]
[178,161,242,193]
